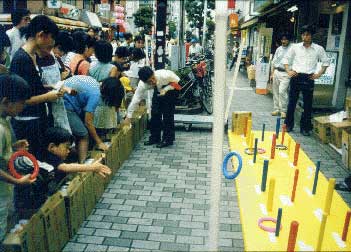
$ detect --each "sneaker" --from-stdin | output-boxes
[271,111,280,116]
[280,112,286,119]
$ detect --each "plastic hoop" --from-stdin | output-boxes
[222,151,242,180]
[258,217,282,233]
[8,150,39,179]
[244,148,266,155]
[276,144,288,150]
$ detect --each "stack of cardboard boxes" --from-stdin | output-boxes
[2,106,148,252]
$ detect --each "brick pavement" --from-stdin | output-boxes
[63,70,351,251]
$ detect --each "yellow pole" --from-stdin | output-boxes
[246,119,252,145]
[287,138,291,159]
[316,212,328,251]
[267,178,275,212]
[324,179,336,215]
[249,132,254,150]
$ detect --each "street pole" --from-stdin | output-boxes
[208,1,227,251]
[202,0,207,48]
[178,0,185,68]
[154,0,167,70]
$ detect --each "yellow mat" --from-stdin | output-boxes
[228,130,351,251]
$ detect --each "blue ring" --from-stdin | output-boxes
[222,151,243,180]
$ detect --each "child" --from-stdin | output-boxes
[0,74,34,242]
[125,48,146,89]
[12,127,111,221]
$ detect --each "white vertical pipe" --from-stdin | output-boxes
[208,1,227,251]
[224,38,245,122]
[202,0,207,48]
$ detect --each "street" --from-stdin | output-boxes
[63,70,351,252]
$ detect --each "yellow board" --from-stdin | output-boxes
[228,130,351,251]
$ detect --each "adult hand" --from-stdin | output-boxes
[12,140,29,151]
[97,142,109,151]
[122,117,132,127]
[287,70,298,78]
[92,159,111,178]
[16,174,36,185]
[159,89,167,96]
[46,90,63,102]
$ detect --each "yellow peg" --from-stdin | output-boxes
[246,119,252,145]
[287,138,292,159]
[324,178,336,215]
[249,132,254,150]
[267,178,276,212]
[316,212,328,251]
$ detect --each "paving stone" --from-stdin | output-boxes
[159,242,190,251]
[143,212,167,220]
[111,223,138,232]
[153,219,179,228]
[86,221,112,229]
[85,244,108,252]
[63,242,87,252]
[137,225,164,233]
[127,218,153,225]
[103,238,132,247]
[77,227,96,235]
[77,235,105,244]
[148,233,175,242]
[102,216,128,224]
[120,231,149,240]
[118,211,143,218]
[131,240,160,250]
[163,226,192,236]
[176,235,204,245]
[94,229,121,238]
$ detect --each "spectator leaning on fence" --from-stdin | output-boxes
[282,25,329,136]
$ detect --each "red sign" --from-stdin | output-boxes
[228,0,235,9]
[60,7,69,14]
[101,0,108,3]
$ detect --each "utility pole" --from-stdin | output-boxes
[202,0,207,48]
[154,0,167,70]
[178,0,185,68]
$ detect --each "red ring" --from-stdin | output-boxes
[8,150,39,179]
[258,217,282,233]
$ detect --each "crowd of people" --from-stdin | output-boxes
[0,9,181,244]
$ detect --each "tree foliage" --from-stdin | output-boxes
[185,0,215,42]
[133,6,153,35]
[168,20,177,39]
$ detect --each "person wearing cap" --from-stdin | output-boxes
[282,25,329,136]
[270,32,292,119]
[189,38,203,58]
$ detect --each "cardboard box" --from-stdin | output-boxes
[231,112,252,135]
[342,128,351,169]
[2,213,46,252]
[312,116,331,144]
[40,192,69,252]
[345,97,351,111]
[80,172,96,218]
[61,175,85,238]
[330,121,351,149]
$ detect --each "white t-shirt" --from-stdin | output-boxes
[6,27,26,61]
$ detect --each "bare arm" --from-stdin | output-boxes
[57,158,111,177]
[84,112,108,151]
[26,90,63,105]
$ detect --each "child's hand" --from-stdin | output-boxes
[97,142,109,151]
[16,174,36,185]
[92,159,111,178]
[12,140,29,151]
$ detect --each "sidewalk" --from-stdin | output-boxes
[63,69,351,252]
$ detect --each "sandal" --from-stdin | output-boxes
[335,182,351,192]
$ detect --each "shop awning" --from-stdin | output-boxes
[81,10,102,28]
[240,17,259,30]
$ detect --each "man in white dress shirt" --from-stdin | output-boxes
[6,9,30,61]
[282,25,329,136]
[271,32,292,119]
[124,66,181,148]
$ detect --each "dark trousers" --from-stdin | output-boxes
[284,74,314,131]
[229,56,237,70]
[11,116,48,158]
[150,88,176,143]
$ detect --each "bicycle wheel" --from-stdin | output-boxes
[200,77,213,114]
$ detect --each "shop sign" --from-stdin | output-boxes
[229,13,238,29]
[47,0,62,9]
[315,51,338,85]
[59,3,81,20]
[253,0,273,13]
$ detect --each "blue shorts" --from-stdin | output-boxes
[66,110,88,137]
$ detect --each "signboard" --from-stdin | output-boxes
[315,51,338,85]
[253,0,273,12]
[59,3,81,20]
[81,10,102,28]
[47,0,62,9]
